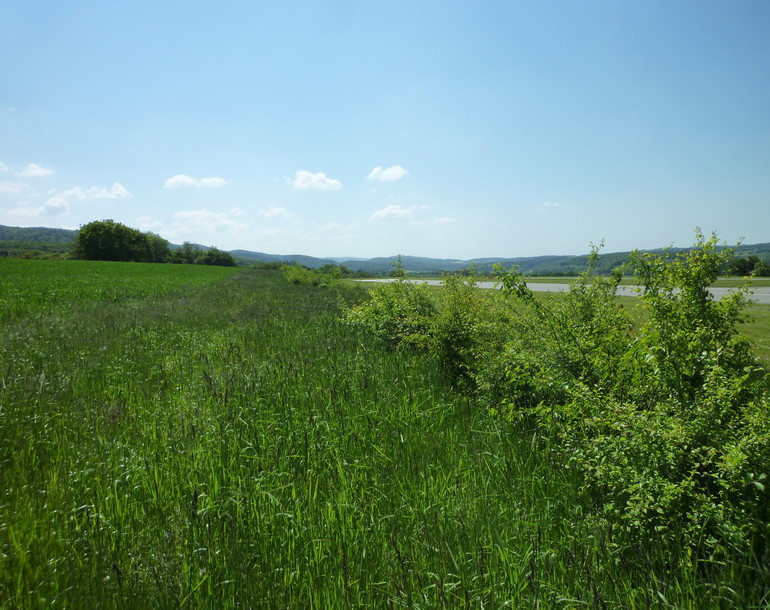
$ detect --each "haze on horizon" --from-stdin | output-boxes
[1,1,768,260]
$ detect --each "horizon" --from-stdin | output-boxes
[3,221,766,264]
[2,2,769,259]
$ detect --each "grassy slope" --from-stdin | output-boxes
[0,260,761,607]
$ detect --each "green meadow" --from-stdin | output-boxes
[1,257,769,608]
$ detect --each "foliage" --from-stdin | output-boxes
[0,239,72,257]
[346,258,498,369]
[281,262,355,287]
[71,219,170,263]
[170,241,203,264]
[628,231,756,404]
[198,246,237,267]
[347,231,770,588]
[493,231,770,566]
[0,224,76,243]
[491,244,632,402]
[345,275,436,348]
[730,255,770,277]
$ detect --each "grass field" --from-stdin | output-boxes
[1,260,768,607]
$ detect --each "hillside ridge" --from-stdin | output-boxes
[1,223,768,275]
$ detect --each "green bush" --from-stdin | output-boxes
[281,263,346,287]
[484,245,633,411]
[346,276,436,349]
[493,232,770,563]
[346,233,770,570]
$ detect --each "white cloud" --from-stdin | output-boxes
[292,170,341,191]
[20,163,53,177]
[258,206,289,218]
[0,181,33,196]
[1,197,69,221]
[164,174,227,188]
[369,204,416,222]
[135,217,165,233]
[62,182,131,200]
[171,208,251,235]
[536,201,560,212]
[367,165,409,181]
[42,196,70,214]
[0,162,53,177]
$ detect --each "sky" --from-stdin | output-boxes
[1,1,769,259]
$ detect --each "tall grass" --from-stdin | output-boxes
[0,261,761,607]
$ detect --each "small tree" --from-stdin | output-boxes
[630,230,755,403]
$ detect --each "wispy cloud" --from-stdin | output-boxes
[369,204,416,222]
[20,163,53,177]
[0,162,53,177]
[172,208,248,229]
[136,208,252,247]
[0,197,70,221]
[536,201,561,212]
[61,182,130,200]
[0,181,33,196]
[258,206,290,218]
[292,170,341,191]
[367,165,409,181]
[164,174,227,188]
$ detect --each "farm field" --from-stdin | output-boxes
[1,259,769,607]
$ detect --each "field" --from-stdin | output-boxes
[1,259,769,607]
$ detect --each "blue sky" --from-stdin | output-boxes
[2,1,768,259]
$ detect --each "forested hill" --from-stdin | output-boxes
[0,225,76,243]
[1,223,768,275]
[0,225,77,256]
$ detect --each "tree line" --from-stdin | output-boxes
[70,219,236,266]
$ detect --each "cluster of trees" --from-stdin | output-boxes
[170,241,237,266]
[71,220,236,266]
[729,255,770,277]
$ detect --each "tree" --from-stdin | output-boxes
[146,232,171,263]
[199,246,237,267]
[71,220,167,262]
[729,255,770,277]
[171,242,203,264]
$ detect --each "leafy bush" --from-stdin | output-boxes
[483,245,633,411]
[346,276,436,349]
[281,263,348,287]
[346,264,501,384]
[346,232,770,571]
[493,231,770,564]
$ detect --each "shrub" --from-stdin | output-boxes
[345,276,436,349]
[492,232,769,563]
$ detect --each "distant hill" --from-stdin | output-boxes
[229,249,338,268]
[0,225,77,256]
[1,224,768,275]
